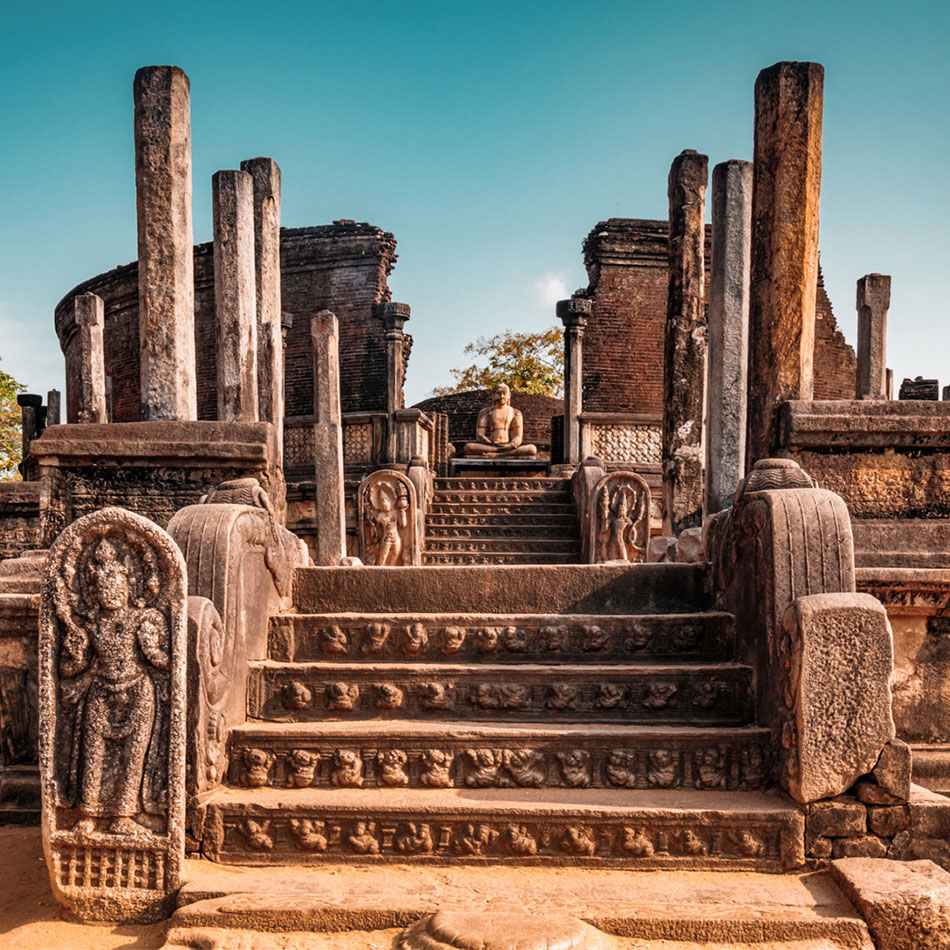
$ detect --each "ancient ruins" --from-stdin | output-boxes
[1,59,950,947]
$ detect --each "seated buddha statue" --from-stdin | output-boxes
[461,384,538,458]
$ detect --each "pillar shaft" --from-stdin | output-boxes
[46,390,61,427]
[312,311,345,564]
[241,158,283,448]
[856,273,891,400]
[376,302,411,463]
[133,65,196,420]
[74,293,108,424]
[706,160,752,514]
[746,61,823,466]
[212,169,259,421]
[663,149,708,534]
[557,298,591,466]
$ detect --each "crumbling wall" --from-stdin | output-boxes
[813,267,856,400]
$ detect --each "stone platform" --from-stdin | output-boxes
[448,459,551,477]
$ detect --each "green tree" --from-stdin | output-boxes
[432,328,564,398]
[0,360,25,480]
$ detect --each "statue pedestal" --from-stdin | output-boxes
[449,458,550,478]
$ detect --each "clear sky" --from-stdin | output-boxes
[1,0,947,406]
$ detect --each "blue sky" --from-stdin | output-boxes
[1,0,947,405]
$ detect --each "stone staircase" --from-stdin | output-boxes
[423,477,581,565]
[200,564,804,870]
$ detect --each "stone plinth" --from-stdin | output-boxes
[212,169,258,421]
[746,62,823,465]
[663,149,707,533]
[133,65,196,421]
[856,274,890,400]
[706,160,752,514]
[900,376,939,400]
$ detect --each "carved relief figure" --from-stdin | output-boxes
[358,471,419,566]
[461,384,538,457]
[588,473,650,564]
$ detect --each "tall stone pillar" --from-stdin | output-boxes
[17,394,41,461]
[746,61,823,466]
[312,311,345,564]
[133,66,197,421]
[376,302,411,462]
[240,157,283,449]
[212,169,259,422]
[74,292,108,424]
[557,297,591,466]
[46,390,61,427]
[706,160,753,514]
[856,273,891,400]
[663,149,708,534]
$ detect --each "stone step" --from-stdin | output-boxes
[426,523,579,539]
[426,512,579,526]
[170,864,871,947]
[424,537,580,554]
[292,564,711,615]
[268,612,734,663]
[435,478,571,492]
[429,502,576,516]
[199,787,805,871]
[246,661,754,725]
[422,552,581,566]
[227,721,771,792]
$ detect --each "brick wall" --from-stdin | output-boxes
[813,266,856,400]
[54,222,397,422]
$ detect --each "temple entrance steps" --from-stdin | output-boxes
[423,477,581,565]
[200,564,805,870]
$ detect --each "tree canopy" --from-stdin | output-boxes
[0,360,25,480]
[431,327,564,398]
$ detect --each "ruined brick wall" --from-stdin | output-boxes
[813,267,856,400]
[54,221,397,423]
[581,220,852,413]
[412,390,563,455]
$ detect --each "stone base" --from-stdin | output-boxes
[449,458,550,477]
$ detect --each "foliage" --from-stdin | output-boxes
[0,360,25,480]
[432,327,564,398]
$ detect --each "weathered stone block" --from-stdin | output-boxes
[39,507,186,922]
[832,835,888,859]
[806,835,832,859]
[868,805,911,838]
[807,800,867,838]
[781,593,895,802]
[831,857,950,949]
[873,738,912,801]
[857,780,905,806]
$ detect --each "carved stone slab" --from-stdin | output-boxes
[358,470,420,566]
[587,473,650,564]
[39,507,186,922]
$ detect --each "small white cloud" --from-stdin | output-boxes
[533,272,569,308]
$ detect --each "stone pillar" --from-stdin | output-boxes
[856,273,891,400]
[376,302,411,462]
[46,390,61,427]
[746,61,823,467]
[17,394,41,461]
[133,66,197,421]
[706,160,753,514]
[240,158,283,450]
[311,311,345,564]
[74,292,108,424]
[557,297,591,466]
[212,169,258,421]
[663,149,708,534]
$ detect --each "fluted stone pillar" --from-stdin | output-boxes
[212,169,258,422]
[376,302,411,463]
[241,157,283,449]
[133,65,196,421]
[856,273,891,400]
[312,311,345,564]
[663,149,708,534]
[746,61,823,466]
[558,297,591,466]
[74,293,108,424]
[706,160,752,514]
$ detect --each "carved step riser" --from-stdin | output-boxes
[426,514,578,526]
[246,668,754,725]
[269,614,734,664]
[202,807,801,871]
[435,479,571,492]
[425,540,580,554]
[429,505,575,517]
[425,527,579,540]
[422,554,579,565]
[226,736,771,792]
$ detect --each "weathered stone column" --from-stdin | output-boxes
[212,169,258,421]
[376,302,411,462]
[557,297,591,466]
[17,394,41,462]
[46,390,61,427]
[706,160,752,514]
[312,311,346,564]
[663,149,708,534]
[240,158,283,448]
[746,61,823,466]
[74,293,108,424]
[133,65,197,421]
[856,273,891,400]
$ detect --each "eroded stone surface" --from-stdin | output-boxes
[39,507,187,922]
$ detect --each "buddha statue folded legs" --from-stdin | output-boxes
[461,383,538,458]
